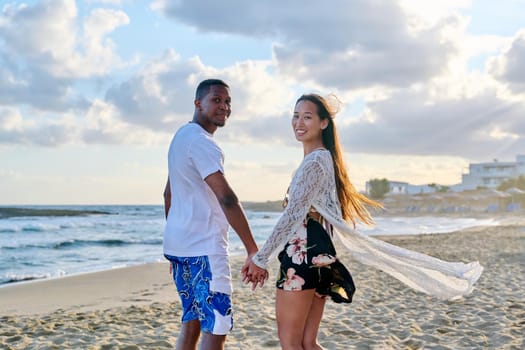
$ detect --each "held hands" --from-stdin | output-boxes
[241,255,268,291]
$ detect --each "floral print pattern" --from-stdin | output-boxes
[165,255,233,333]
[286,237,307,264]
[311,254,336,267]
[282,268,306,290]
[277,219,338,291]
[276,217,355,303]
[285,221,307,264]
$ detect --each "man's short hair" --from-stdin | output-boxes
[195,79,229,100]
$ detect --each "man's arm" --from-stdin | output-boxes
[163,177,171,219]
[205,171,257,255]
[205,171,268,288]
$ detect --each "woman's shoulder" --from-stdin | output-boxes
[306,148,332,164]
[301,149,332,172]
[305,148,330,157]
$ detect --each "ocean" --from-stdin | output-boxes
[0,205,498,286]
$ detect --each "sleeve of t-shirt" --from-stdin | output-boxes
[188,136,224,180]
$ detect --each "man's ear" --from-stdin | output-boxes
[194,99,200,109]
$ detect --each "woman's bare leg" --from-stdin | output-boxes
[276,289,319,350]
[302,295,326,350]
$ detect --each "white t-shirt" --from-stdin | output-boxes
[163,122,229,257]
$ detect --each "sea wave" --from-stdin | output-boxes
[53,238,163,249]
[1,238,163,250]
[0,270,66,286]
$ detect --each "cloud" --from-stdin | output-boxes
[339,88,525,159]
[0,100,165,147]
[0,106,77,146]
[0,0,129,78]
[1,0,523,161]
[81,99,164,145]
[0,63,76,111]
[220,113,293,147]
[154,0,458,89]
[0,0,129,113]
[104,50,202,130]
[86,0,122,4]
[98,43,525,158]
[105,50,293,135]
[489,30,525,93]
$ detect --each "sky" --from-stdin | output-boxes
[1,0,525,205]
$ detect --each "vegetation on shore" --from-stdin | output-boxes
[0,207,112,218]
[241,200,283,212]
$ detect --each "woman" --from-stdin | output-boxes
[243,94,483,350]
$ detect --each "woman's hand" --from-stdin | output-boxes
[241,256,268,290]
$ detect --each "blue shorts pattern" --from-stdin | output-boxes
[164,255,233,335]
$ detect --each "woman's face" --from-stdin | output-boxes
[292,100,328,144]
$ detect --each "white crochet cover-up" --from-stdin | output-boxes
[252,149,483,300]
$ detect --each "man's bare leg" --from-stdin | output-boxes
[176,319,201,350]
[199,332,226,350]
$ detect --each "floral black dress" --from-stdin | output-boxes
[276,214,355,303]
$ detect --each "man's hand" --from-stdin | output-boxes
[241,256,268,290]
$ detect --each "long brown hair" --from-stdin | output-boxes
[295,94,382,226]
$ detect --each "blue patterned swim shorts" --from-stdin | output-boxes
[164,255,233,335]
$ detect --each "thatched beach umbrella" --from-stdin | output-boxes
[485,189,511,199]
[504,187,525,210]
[483,189,512,212]
[505,187,525,195]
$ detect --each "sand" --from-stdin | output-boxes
[1,221,524,349]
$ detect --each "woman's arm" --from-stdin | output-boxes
[252,158,327,269]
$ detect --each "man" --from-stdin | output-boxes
[163,79,267,350]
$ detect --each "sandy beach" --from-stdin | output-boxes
[1,220,524,349]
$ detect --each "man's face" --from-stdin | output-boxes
[197,85,232,129]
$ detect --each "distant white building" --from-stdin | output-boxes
[366,154,525,195]
[365,180,436,195]
[388,181,408,194]
[365,180,408,195]
[406,184,437,194]
[460,155,525,190]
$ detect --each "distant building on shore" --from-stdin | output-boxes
[366,154,525,195]
[457,154,525,191]
[365,180,437,195]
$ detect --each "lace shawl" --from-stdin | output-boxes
[252,149,483,300]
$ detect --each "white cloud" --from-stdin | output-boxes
[1,0,523,162]
[155,0,461,90]
[0,0,77,61]
[86,0,122,5]
[0,0,129,78]
[339,86,525,160]
[398,0,472,26]
[0,0,132,115]
[104,51,294,137]
[1,0,525,205]
[489,30,525,93]
[104,49,199,129]
[0,107,34,139]
[79,8,130,75]
[0,107,77,146]
[0,99,167,147]
[82,99,165,145]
